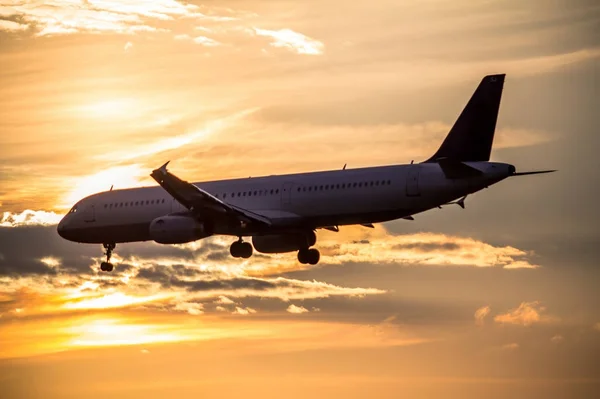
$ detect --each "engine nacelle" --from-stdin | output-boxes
[149,215,211,244]
[252,231,316,254]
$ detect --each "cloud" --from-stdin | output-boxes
[494,301,558,327]
[174,301,204,315]
[232,306,256,315]
[193,35,220,46]
[1,0,200,37]
[502,343,519,351]
[0,19,28,32]
[474,305,491,326]
[136,272,386,301]
[1,210,63,227]
[124,41,134,52]
[551,334,564,344]
[215,295,235,305]
[253,28,324,55]
[287,304,309,314]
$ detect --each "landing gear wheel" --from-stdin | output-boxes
[230,239,253,259]
[298,248,309,264]
[230,241,242,258]
[100,262,114,272]
[298,248,320,265]
[240,242,253,259]
[307,248,320,265]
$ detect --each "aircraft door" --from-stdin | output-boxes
[281,182,293,206]
[83,204,96,223]
[406,165,421,197]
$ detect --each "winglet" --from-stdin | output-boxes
[157,161,170,174]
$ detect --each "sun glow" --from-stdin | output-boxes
[68,318,182,347]
[79,98,139,119]
[61,164,146,208]
[64,292,171,310]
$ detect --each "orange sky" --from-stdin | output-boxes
[1,1,599,398]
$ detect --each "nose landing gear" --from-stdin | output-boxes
[100,243,116,272]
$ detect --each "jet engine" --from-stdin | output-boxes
[252,231,316,254]
[149,215,211,244]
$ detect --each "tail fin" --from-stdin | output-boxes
[424,74,505,163]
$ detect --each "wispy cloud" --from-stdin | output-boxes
[192,35,220,46]
[494,301,558,326]
[0,0,199,37]
[232,306,256,315]
[502,342,519,351]
[287,304,309,314]
[474,305,491,326]
[254,28,324,55]
[0,19,28,32]
[1,210,63,227]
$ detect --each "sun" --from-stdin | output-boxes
[79,98,138,119]
[60,164,147,208]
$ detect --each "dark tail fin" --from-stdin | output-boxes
[424,74,505,163]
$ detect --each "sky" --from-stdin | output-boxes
[0,0,599,398]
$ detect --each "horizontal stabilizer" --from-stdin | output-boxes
[438,158,483,179]
[511,170,556,176]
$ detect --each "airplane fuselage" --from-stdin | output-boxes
[57,161,513,244]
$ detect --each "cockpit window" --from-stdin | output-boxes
[68,204,79,214]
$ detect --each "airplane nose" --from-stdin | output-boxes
[57,218,67,238]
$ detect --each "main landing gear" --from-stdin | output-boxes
[100,243,115,272]
[230,238,253,259]
[297,247,320,265]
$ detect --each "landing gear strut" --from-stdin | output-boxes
[298,247,320,265]
[100,243,115,272]
[230,238,253,259]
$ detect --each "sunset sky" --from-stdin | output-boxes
[1,1,599,398]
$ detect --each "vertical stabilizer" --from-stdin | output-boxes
[425,74,505,162]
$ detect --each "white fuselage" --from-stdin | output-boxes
[57,161,513,244]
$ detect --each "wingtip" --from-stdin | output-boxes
[158,161,170,172]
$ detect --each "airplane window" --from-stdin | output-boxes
[162,199,165,203]
[387,180,391,185]
[270,189,273,194]
[223,193,227,198]
[336,184,340,189]
[319,185,323,190]
[253,191,256,196]
[341,184,345,188]
[276,189,279,194]
[370,182,373,186]
[353,183,357,188]
[104,204,107,208]
[243,192,246,196]
[358,183,362,187]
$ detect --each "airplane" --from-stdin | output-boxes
[57,74,554,272]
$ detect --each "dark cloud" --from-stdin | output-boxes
[392,242,460,252]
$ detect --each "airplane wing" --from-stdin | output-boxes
[150,162,271,226]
